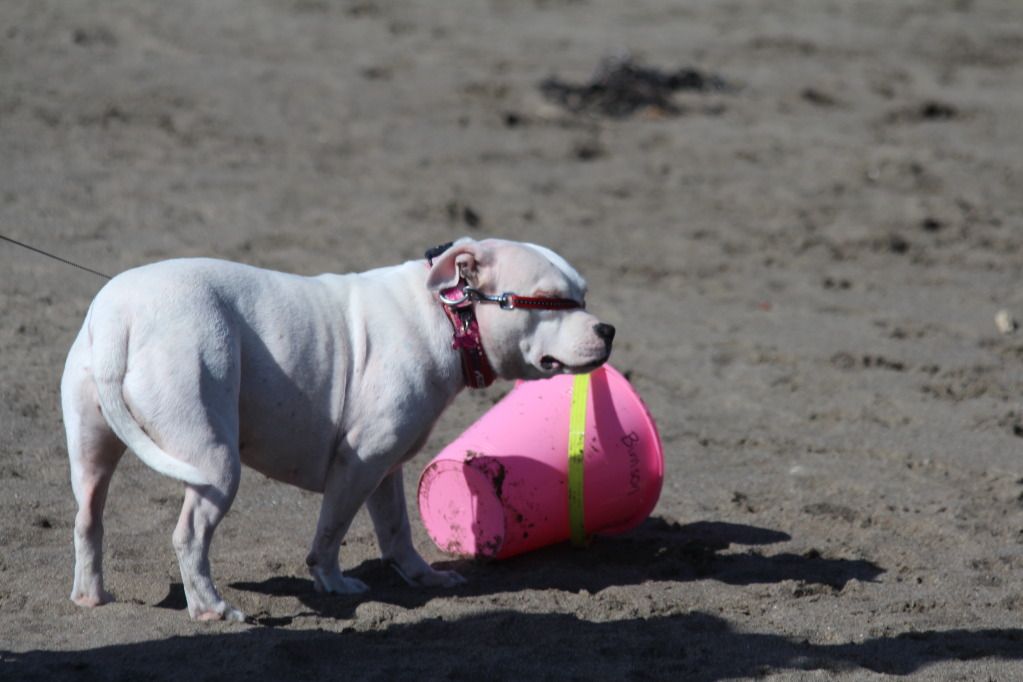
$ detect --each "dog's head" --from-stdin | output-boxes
[427,238,614,381]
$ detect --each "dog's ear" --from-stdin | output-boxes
[426,238,484,291]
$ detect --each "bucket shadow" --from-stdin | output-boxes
[6,610,1023,681]
[228,516,882,622]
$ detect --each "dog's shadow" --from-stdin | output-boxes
[214,516,883,624]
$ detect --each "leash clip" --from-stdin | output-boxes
[464,287,517,310]
[440,285,516,310]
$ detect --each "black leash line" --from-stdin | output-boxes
[0,234,112,281]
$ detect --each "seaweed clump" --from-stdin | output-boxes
[539,55,728,119]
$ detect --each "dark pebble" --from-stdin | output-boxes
[888,235,910,254]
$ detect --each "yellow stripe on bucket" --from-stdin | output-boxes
[568,372,590,547]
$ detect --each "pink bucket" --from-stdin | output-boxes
[417,364,663,559]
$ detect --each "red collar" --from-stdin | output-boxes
[437,282,584,390]
[439,288,499,389]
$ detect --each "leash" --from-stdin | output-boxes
[0,233,112,281]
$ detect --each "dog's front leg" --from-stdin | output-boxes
[367,467,466,588]
[305,452,378,594]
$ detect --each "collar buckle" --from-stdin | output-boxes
[439,286,471,308]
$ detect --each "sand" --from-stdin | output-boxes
[3,0,1023,679]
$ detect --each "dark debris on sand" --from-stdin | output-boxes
[539,55,729,119]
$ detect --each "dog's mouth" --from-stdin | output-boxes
[540,355,563,372]
[540,354,608,374]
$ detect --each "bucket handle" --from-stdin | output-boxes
[568,373,591,547]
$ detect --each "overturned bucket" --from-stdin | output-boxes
[417,364,663,559]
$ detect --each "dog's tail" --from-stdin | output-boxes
[88,300,211,487]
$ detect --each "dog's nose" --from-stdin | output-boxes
[594,323,616,344]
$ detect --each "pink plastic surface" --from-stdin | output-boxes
[417,364,664,559]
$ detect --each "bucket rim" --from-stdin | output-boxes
[416,457,507,559]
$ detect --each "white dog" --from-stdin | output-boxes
[62,238,615,621]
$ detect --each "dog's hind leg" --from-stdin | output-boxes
[156,354,244,621]
[172,454,243,622]
[103,302,246,621]
[63,330,124,607]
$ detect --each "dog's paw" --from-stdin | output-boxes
[190,598,246,622]
[422,568,467,589]
[391,563,466,589]
[70,588,115,608]
[194,604,246,623]
[311,567,370,595]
